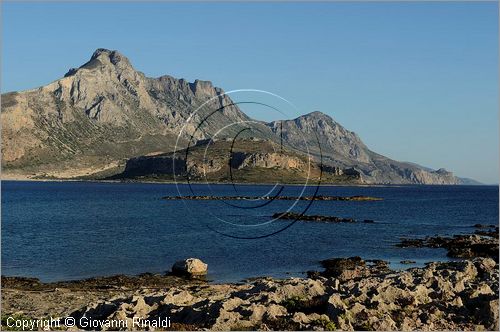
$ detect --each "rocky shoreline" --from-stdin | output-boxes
[2,228,498,331]
[2,253,498,331]
[397,225,499,262]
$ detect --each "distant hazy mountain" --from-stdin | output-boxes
[1,48,471,184]
[268,112,467,184]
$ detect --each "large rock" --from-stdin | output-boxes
[172,258,208,277]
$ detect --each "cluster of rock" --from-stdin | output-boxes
[309,256,390,280]
[397,227,499,262]
[272,212,375,224]
[473,224,499,237]
[68,257,498,331]
[312,195,382,201]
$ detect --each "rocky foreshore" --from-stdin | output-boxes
[2,256,498,331]
[161,195,382,201]
[397,226,499,262]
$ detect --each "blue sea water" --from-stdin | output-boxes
[1,181,498,283]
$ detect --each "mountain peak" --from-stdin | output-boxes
[295,111,340,126]
[90,48,131,67]
[305,111,326,117]
[65,48,133,77]
[91,48,114,58]
[300,111,332,120]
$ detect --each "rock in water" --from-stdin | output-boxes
[172,258,208,276]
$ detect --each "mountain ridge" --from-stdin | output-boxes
[1,48,474,184]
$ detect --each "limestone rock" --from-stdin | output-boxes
[172,258,208,276]
[59,257,500,331]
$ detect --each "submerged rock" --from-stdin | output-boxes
[318,256,390,281]
[272,212,357,223]
[161,195,383,201]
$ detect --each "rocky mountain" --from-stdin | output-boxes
[1,48,469,184]
[269,112,464,184]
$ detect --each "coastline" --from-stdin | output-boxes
[2,256,498,331]
[0,173,384,187]
[1,176,495,187]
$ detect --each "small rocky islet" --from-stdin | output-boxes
[272,212,375,224]
[161,195,383,201]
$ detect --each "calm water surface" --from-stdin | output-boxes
[1,181,498,282]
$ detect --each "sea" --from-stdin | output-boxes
[1,181,498,283]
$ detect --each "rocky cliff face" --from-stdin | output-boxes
[268,111,371,165]
[1,48,467,184]
[269,112,462,184]
[231,152,306,170]
[1,49,256,178]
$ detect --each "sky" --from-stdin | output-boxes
[2,1,498,184]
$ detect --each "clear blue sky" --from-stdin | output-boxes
[2,1,498,184]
